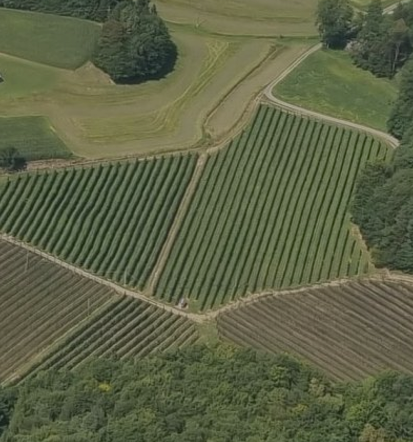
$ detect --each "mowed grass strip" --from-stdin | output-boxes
[0,8,100,69]
[0,239,114,383]
[155,107,390,311]
[274,50,398,131]
[25,297,198,378]
[217,280,413,381]
[0,116,71,161]
[0,155,196,289]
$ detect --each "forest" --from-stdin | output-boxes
[0,345,413,442]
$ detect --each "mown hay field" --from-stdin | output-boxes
[26,297,198,379]
[157,0,318,36]
[0,239,114,383]
[217,280,413,381]
[0,8,100,69]
[0,116,72,161]
[0,155,196,289]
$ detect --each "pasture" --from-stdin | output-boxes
[155,107,390,310]
[217,279,413,381]
[0,8,100,69]
[0,155,196,289]
[273,50,398,131]
[0,239,114,383]
[0,116,71,161]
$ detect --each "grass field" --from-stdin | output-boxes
[157,0,318,36]
[155,107,390,310]
[0,239,114,383]
[25,297,198,378]
[0,116,72,161]
[0,8,100,69]
[217,280,413,381]
[274,50,398,131]
[0,155,196,289]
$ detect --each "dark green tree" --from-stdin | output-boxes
[0,147,26,172]
[316,0,354,49]
[388,57,413,138]
[93,0,177,83]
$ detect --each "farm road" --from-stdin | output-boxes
[263,43,399,149]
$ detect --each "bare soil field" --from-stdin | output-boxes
[217,280,413,380]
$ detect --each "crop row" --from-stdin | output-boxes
[155,107,390,310]
[0,155,196,290]
[25,296,198,378]
[0,240,114,382]
[217,280,413,380]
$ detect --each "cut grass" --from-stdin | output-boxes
[0,8,100,69]
[273,49,398,132]
[157,0,318,36]
[0,54,59,98]
[0,116,72,161]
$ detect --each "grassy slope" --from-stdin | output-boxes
[0,116,72,161]
[0,8,100,69]
[274,50,398,132]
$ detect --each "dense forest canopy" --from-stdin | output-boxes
[1,345,413,442]
[0,0,177,83]
[316,0,413,77]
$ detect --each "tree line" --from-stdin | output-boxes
[317,0,413,78]
[0,0,177,83]
[1,344,413,441]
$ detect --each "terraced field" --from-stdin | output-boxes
[217,280,413,380]
[0,239,114,383]
[0,155,196,289]
[155,107,390,310]
[25,297,198,378]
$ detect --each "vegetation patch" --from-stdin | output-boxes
[0,239,114,383]
[218,279,413,381]
[155,107,389,310]
[0,116,71,161]
[0,155,196,288]
[273,50,398,131]
[0,8,101,69]
[26,297,198,378]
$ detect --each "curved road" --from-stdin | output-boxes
[263,43,399,148]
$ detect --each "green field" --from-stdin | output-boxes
[0,155,196,289]
[0,8,100,69]
[0,116,71,161]
[25,296,198,378]
[0,54,59,98]
[274,50,398,131]
[155,107,390,310]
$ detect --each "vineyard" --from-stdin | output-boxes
[26,296,199,378]
[217,279,413,380]
[0,239,114,383]
[155,106,390,310]
[0,155,196,289]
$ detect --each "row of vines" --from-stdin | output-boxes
[0,155,196,289]
[25,296,198,379]
[155,106,390,310]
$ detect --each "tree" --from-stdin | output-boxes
[316,0,354,49]
[93,0,177,83]
[388,57,413,138]
[0,147,26,172]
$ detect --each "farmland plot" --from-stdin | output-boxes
[217,280,413,381]
[26,297,198,378]
[156,107,390,310]
[0,155,196,289]
[0,239,114,383]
